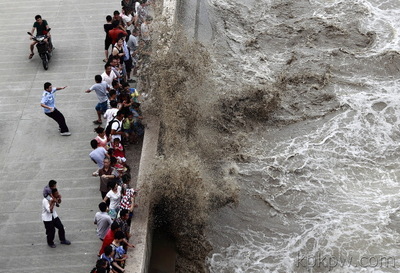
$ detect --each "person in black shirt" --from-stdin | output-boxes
[29,15,51,59]
[104,15,113,62]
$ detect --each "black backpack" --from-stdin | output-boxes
[105,118,120,137]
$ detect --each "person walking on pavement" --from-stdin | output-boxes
[40,82,71,136]
[42,188,71,248]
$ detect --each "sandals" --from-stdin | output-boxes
[28,53,34,59]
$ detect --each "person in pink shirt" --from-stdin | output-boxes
[94,127,108,148]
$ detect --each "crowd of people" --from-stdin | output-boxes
[39,1,153,272]
[89,1,153,272]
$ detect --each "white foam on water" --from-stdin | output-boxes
[311,0,400,56]
[206,0,400,272]
[208,100,400,271]
[358,0,400,55]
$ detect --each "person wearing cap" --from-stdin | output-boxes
[40,82,71,136]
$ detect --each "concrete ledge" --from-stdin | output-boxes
[126,116,160,273]
[125,1,178,272]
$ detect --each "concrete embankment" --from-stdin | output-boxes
[125,1,178,272]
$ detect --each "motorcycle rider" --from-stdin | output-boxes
[29,15,52,59]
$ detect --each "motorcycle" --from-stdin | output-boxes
[27,29,53,70]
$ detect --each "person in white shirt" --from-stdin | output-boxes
[121,7,135,33]
[110,110,126,141]
[101,63,117,86]
[103,180,122,219]
[104,100,119,126]
[42,188,71,248]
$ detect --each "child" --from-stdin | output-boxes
[111,138,126,164]
[118,93,132,117]
[43,180,61,207]
[131,102,144,138]
[120,188,138,226]
[90,259,108,273]
[130,88,140,103]
[122,112,136,144]
[111,231,128,270]
[100,245,125,273]
[121,82,139,102]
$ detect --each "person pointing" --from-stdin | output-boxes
[40,82,71,136]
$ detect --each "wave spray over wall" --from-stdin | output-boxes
[142,0,400,271]
[142,17,260,271]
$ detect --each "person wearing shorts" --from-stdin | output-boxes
[85,75,109,125]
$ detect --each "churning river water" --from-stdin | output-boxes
[201,0,400,272]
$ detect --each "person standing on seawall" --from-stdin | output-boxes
[42,188,71,248]
[40,82,71,136]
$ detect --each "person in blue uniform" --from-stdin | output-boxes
[40,82,71,136]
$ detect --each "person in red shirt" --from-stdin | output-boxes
[108,21,128,45]
[111,138,126,161]
[98,218,134,255]
[99,222,120,255]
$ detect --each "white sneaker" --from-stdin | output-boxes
[60,132,71,136]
